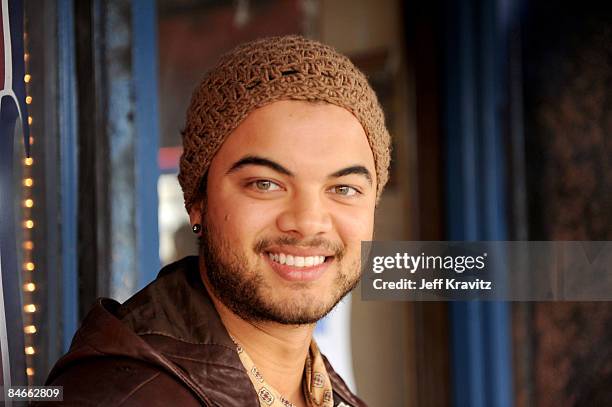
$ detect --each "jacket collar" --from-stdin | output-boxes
[119,256,260,406]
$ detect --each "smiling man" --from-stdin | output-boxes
[44,36,390,407]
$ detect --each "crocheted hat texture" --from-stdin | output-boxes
[179,35,391,212]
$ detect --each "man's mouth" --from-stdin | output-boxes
[263,250,332,282]
[266,252,329,268]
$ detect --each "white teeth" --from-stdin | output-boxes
[268,253,328,267]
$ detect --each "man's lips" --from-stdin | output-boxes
[263,245,336,258]
[262,251,333,282]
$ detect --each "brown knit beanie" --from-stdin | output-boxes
[179,35,391,212]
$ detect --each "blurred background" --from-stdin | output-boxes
[1,0,610,406]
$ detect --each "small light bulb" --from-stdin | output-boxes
[23,241,34,250]
[26,367,34,376]
[28,116,33,125]
[24,325,37,334]
[24,157,33,166]
[24,199,34,208]
[24,74,31,83]
[26,96,32,104]
[25,346,35,355]
[24,53,30,62]
[24,304,36,313]
[29,136,34,145]
[23,178,34,187]
[24,262,35,271]
[25,220,34,229]
[24,283,36,292]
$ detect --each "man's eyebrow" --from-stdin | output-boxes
[328,165,373,185]
[226,155,294,176]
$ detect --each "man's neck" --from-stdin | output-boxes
[203,278,314,406]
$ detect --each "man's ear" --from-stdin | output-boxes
[189,205,203,236]
[189,206,202,227]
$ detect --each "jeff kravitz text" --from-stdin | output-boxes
[372,278,492,290]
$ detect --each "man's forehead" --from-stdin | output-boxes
[213,100,375,171]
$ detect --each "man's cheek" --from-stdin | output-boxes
[342,222,374,243]
[334,208,373,234]
[234,212,277,234]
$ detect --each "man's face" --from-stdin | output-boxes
[195,100,377,325]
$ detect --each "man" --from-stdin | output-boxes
[45,35,390,406]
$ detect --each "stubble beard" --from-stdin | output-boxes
[199,218,360,325]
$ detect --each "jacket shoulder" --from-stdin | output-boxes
[43,356,203,407]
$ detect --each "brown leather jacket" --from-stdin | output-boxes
[43,256,367,406]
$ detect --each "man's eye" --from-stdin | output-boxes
[251,180,282,192]
[331,185,359,196]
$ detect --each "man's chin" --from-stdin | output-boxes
[257,306,326,325]
[233,277,358,325]
[226,293,342,325]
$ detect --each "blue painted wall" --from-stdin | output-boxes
[444,1,513,406]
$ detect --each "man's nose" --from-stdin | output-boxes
[276,190,333,238]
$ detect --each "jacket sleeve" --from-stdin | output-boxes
[36,356,203,407]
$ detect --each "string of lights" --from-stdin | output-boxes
[22,28,37,383]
